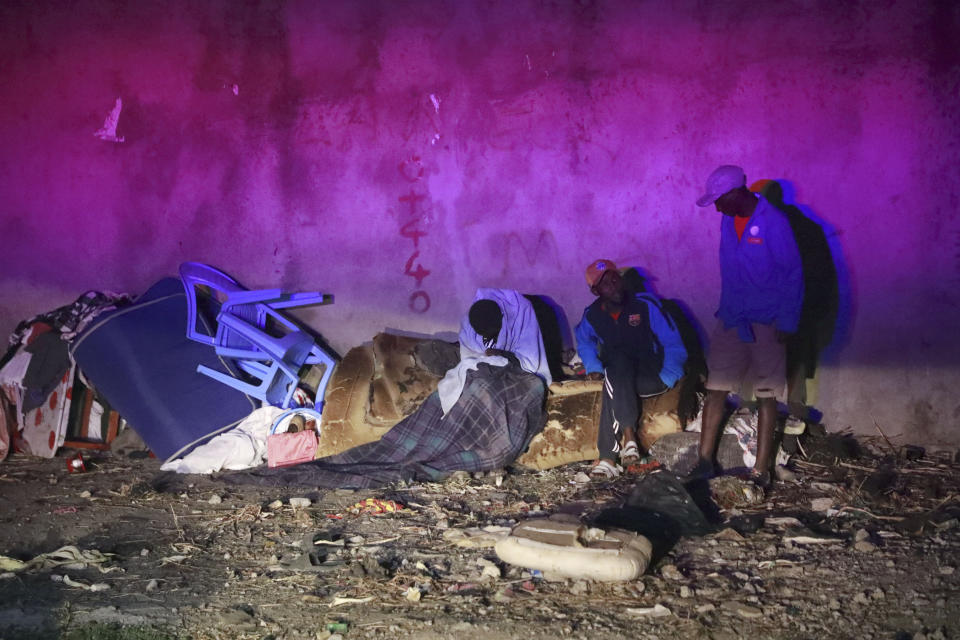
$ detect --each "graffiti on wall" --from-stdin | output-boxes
[397,155,433,313]
[487,229,562,279]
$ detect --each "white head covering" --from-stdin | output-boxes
[458,288,552,385]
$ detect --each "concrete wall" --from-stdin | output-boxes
[2,1,958,446]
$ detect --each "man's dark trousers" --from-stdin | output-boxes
[598,351,667,460]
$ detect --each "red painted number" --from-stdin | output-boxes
[400,220,427,248]
[404,251,431,288]
[409,290,431,313]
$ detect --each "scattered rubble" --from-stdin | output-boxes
[0,433,958,639]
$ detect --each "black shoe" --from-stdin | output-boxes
[687,458,716,481]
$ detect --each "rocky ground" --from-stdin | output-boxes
[1,434,959,640]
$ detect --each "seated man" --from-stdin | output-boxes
[575,260,687,479]
[439,287,552,414]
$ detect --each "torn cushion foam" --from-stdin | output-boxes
[494,517,652,582]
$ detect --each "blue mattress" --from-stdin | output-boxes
[70,278,257,462]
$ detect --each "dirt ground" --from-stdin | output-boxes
[1,437,959,640]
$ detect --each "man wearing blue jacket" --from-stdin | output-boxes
[693,165,804,488]
[575,260,687,479]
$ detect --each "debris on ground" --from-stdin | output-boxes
[0,430,958,639]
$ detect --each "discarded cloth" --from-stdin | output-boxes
[0,352,32,434]
[685,407,791,468]
[3,290,132,361]
[0,398,10,461]
[5,363,75,458]
[21,332,70,413]
[223,361,546,489]
[160,406,284,474]
[0,290,131,460]
[0,545,116,574]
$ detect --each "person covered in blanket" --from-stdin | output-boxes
[575,260,687,480]
[438,288,552,414]
[223,287,552,489]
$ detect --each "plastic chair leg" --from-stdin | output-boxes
[196,364,266,403]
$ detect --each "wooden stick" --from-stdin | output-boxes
[873,419,900,456]
[840,461,954,476]
[839,461,877,472]
[169,505,184,540]
[793,459,828,468]
[836,506,904,521]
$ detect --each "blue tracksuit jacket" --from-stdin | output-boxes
[575,292,687,389]
[718,196,804,341]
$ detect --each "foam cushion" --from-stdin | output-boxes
[495,518,652,582]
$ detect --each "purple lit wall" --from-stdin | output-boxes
[2,1,958,445]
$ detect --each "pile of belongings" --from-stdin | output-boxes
[0,292,131,460]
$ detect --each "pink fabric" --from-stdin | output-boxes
[266,430,318,468]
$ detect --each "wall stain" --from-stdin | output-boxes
[907,399,940,442]
[488,229,562,279]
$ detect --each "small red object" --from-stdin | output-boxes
[625,460,662,475]
[66,453,86,473]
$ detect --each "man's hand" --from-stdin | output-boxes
[585,372,604,381]
[485,348,521,369]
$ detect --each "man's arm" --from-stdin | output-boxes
[646,298,687,388]
[768,211,804,334]
[574,313,604,375]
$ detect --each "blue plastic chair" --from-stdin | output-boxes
[179,262,337,410]
[179,262,327,354]
[196,313,318,409]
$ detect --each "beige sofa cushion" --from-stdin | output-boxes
[315,332,683,470]
[315,343,383,458]
[316,333,450,458]
[638,382,683,451]
[517,382,602,469]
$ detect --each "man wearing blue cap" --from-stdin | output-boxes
[693,165,803,489]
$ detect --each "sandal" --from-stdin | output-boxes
[589,460,622,481]
[620,441,641,465]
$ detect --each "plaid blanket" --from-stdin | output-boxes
[226,361,546,489]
